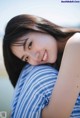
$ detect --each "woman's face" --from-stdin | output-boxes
[11,31,58,65]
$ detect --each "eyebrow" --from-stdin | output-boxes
[21,38,28,60]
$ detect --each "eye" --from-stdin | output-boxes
[28,41,32,49]
[25,56,29,62]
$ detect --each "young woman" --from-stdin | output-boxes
[3,14,80,118]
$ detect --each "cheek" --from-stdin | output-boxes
[32,40,43,50]
[48,41,58,62]
[28,59,38,65]
[48,39,57,52]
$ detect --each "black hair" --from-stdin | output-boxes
[3,14,80,87]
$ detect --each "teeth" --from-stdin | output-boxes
[43,51,47,61]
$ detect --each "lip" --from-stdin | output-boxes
[42,50,48,62]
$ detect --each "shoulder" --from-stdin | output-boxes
[66,32,80,46]
[19,64,58,88]
[22,64,58,81]
[64,33,80,55]
[16,64,58,93]
[18,64,58,97]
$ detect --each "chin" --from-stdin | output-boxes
[50,58,57,63]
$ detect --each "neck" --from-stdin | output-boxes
[57,40,66,53]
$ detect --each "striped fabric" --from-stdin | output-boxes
[11,64,80,118]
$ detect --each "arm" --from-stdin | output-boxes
[42,33,80,118]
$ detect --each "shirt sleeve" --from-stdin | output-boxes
[11,64,58,118]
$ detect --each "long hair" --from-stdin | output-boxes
[3,14,80,87]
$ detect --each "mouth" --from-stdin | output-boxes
[42,50,48,62]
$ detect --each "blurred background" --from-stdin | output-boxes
[0,0,80,117]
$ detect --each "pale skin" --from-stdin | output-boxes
[42,33,80,118]
[11,32,80,118]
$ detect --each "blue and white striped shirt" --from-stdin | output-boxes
[11,64,80,118]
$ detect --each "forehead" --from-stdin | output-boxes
[16,31,35,42]
[17,33,28,41]
[12,33,29,47]
[15,31,46,45]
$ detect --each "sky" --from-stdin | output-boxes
[0,0,80,36]
[0,0,80,61]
